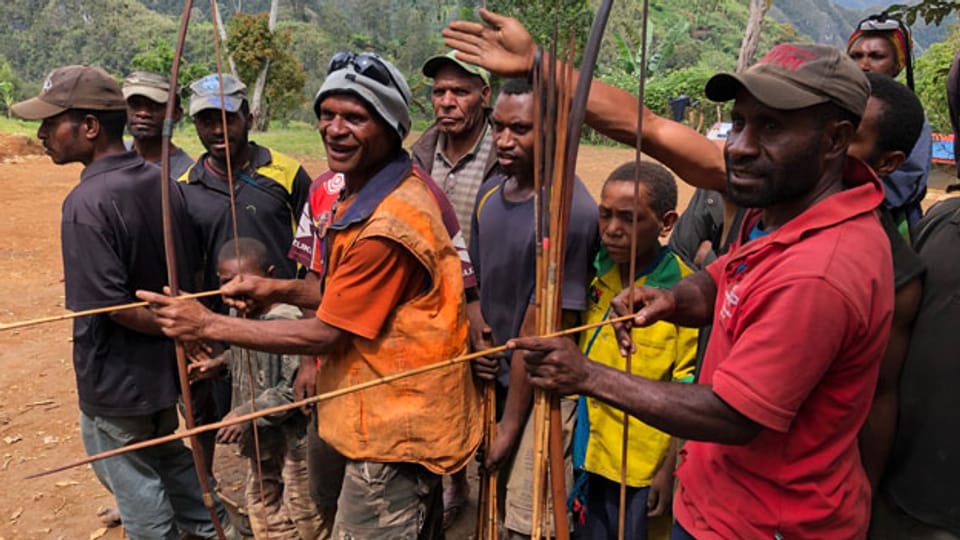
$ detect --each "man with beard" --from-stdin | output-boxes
[122,70,193,180]
[507,44,894,538]
[139,52,481,539]
[11,65,238,540]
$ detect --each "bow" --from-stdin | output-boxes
[161,1,228,537]
[527,2,614,538]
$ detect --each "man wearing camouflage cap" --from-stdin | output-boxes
[122,70,194,180]
[11,65,238,540]
[140,52,481,539]
[472,40,894,539]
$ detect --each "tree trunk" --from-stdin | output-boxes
[737,0,770,73]
[250,0,278,131]
[214,1,239,77]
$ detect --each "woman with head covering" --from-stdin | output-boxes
[847,15,914,88]
[848,14,929,232]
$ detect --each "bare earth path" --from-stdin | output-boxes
[0,133,949,539]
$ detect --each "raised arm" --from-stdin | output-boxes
[443,8,726,191]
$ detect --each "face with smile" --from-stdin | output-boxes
[724,90,830,209]
[598,181,672,266]
[317,93,396,185]
[491,93,535,179]
[37,111,89,165]
[848,36,899,77]
[193,107,251,167]
[430,64,489,140]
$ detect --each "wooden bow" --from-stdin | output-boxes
[160,2,228,538]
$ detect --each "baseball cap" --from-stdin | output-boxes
[315,52,412,141]
[11,65,126,120]
[422,50,491,86]
[705,43,869,119]
[122,71,174,104]
[188,74,248,116]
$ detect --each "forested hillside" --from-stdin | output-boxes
[0,0,952,130]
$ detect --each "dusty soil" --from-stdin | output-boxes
[0,133,950,540]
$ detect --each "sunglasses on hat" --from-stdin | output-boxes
[328,52,408,105]
[856,14,906,34]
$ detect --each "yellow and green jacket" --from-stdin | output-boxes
[576,245,698,487]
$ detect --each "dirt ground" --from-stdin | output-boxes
[0,131,951,540]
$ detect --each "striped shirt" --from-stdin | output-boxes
[431,123,495,246]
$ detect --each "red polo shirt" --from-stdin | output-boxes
[674,158,894,539]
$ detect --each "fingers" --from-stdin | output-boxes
[477,7,508,28]
[646,488,665,516]
[506,336,563,353]
[136,289,169,305]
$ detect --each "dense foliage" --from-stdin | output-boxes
[0,0,954,136]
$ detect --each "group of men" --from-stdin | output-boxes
[10,6,959,540]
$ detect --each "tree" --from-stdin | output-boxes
[486,0,594,64]
[227,12,305,130]
[130,38,209,87]
[737,0,771,73]
[890,1,960,26]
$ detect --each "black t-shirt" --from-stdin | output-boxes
[62,152,199,417]
[469,174,599,386]
[882,197,960,535]
[179,143,311,300]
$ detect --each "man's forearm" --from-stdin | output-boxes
[203,315,341,355]
[271,274,322,310]
[583,362,759,444]
[536,51,726,191]
[668,271,717,328]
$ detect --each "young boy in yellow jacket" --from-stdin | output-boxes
[573,161,698,539]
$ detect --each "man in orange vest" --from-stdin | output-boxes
[140,52,481,539]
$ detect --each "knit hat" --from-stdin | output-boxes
[847,16,911,76]
[314,52,411,140]
[188,74,248,116]
[705,43,869,119]
[11,65,126,120]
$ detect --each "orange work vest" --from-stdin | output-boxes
[316,169,481,475]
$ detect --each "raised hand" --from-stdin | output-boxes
[442,8,537,78]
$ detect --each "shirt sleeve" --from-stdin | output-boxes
[711,277,853,432]
[316,238,428,340]
[62,220,132,311]
[561,182,599,312]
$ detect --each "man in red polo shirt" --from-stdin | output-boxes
[509,43,893,539]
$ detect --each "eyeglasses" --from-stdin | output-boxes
[328,51,408,105]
